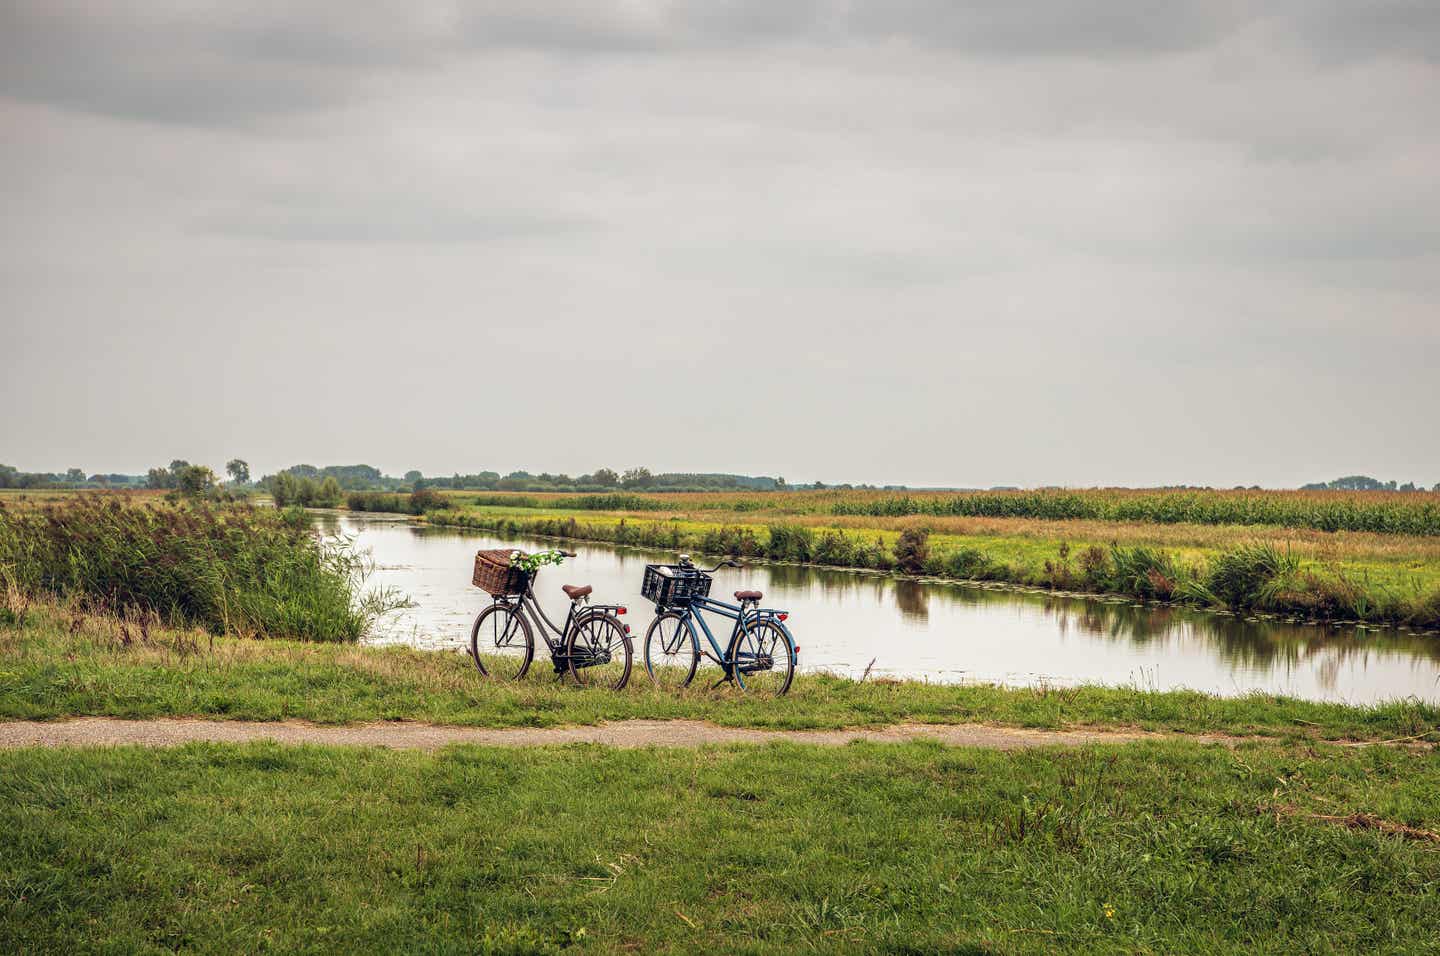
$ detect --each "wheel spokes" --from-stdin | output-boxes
[475,605,529,681]
[570,617,631,690]
[735,623,793,697]
[645,616,696,690]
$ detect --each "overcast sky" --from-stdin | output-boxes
[2,2,1437,488]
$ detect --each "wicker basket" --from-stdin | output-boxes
[472,549,531,596]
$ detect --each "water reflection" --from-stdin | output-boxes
[326,514,1440,705]
[892,580,930,623]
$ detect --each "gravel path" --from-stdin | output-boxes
[0,718,1176,751]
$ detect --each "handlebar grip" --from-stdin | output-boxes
[560,550,578,558]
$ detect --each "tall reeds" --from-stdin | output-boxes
[0,496,397,641]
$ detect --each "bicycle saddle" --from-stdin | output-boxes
[734,590,763,601]
[562,584,593,600]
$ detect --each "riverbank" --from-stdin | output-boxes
[4,603,1436,740]
[417,497,1440,630]
[4,737,1439,953]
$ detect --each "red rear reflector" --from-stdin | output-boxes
[778,613,788,621]
[794,646,801,653]
[617,606,627,615]
[624,624,631,633]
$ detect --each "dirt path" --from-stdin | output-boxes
[0,717,1190,751]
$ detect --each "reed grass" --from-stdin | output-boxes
[0,496,398,641]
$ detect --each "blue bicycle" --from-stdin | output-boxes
[640,556,798,696]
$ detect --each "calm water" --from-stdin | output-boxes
[320,513,1440,705]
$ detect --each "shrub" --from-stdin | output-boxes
[408,489,446,514]
[944,547,992,579]
[813,531,856,566]
[1077,546,1111,589]
[892,528,930,575]
[1109,546,1184,601]
[766,525,815,562]
[347,492,405,513]
[1203,543,1300,610]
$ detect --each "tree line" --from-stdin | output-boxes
[1301,475,1439,492]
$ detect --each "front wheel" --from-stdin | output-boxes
[643,611,699,690]
[566,612,633,690]
[729,620,795,697]
[470,603,533,681]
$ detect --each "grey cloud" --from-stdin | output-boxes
[6,3,1439,129]
[846,1,1253,56]
[196,201,592,244]
[0,3,354,124]
[1286,0,1440,63]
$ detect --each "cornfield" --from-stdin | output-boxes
[443,488,1440,536]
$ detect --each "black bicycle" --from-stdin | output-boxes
[469,548,633,689]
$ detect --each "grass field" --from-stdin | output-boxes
[413,491,1440,629]
[5,603,1438,740]
[4,738,1438,953]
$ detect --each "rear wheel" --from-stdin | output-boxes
[470,602,533,681]
[566,612,632,690]
[643,612,699,690]
[730,620,795,697]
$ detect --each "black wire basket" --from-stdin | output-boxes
[641,564,712,607]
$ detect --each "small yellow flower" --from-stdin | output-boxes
[1104,905,1116,920]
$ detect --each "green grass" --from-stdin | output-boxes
[3,739,1439,953]
[4,604,1438,741]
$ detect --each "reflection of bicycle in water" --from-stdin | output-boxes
[469,548,632,689]
[640,556,798,697]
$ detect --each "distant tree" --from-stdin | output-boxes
[176,465,217,497]
[169,459,191,476]
[316,476,343,507]
[226,459,250,484]
[592,468,619,487]
[64,468,85,484]
[147,466,175,490]
[621,467,653,489]
[269,471,300,507]
[0,464,18,488]
[296,476,320,506]
[404,470,423,484]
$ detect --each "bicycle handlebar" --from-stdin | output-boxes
[677,553,742,572]
[698,559,743,572]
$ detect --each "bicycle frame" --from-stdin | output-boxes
[490,584,627,666]
[674,594,793,672]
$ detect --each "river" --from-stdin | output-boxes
[318,513,1440,705]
